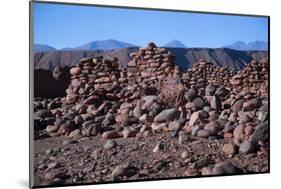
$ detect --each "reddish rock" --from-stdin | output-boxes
[68,129,80,138]
[232,99,245,112]
[197,129,211,138]
[184,169,200,176]
[70,67,81,76]
[102,130,121,139]
[204,121,220,135]
[233,124,245,139]
[222,143,236,155]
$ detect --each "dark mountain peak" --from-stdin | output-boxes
[164,40,187,48]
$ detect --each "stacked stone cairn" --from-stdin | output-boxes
[127,42,180,88]
[127,42,183,107]
[182,59,236,91]
[230,59,268,96]
[65,56,120,104]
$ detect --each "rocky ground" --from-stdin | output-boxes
[32,42,269,187]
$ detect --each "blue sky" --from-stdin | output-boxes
[33,2,268,49]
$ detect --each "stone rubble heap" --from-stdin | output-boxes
[33,42,269,181]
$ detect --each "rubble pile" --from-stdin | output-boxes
[33,42,269,186]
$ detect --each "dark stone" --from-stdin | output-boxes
[210,95,222,111]
[250,121,269,143]
[185,88,197,102]
[192,97,205,110]
[239,140,255,154]
[154,108,179,122]
[213,162,242,175]
[206,84,216,96]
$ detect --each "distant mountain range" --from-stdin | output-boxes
[34,39,268,52]
[34,39,136,52]
[34,47,268,71]
[224,41,268,51]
